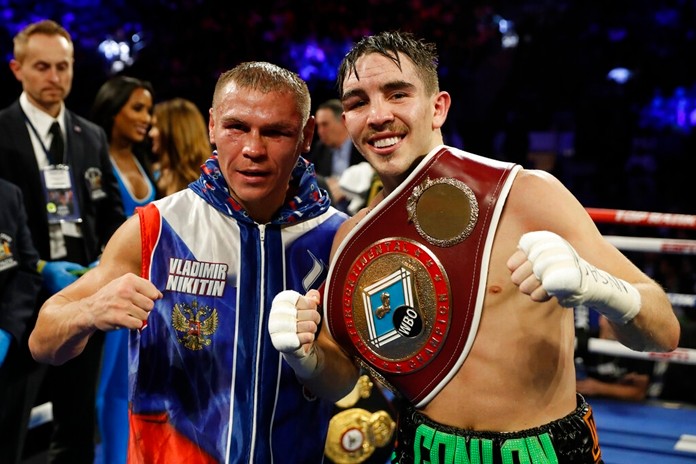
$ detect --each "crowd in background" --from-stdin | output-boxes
[0,1,694,219]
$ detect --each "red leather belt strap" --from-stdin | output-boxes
[325,146,518,406]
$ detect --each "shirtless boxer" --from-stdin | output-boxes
[269,31,679,463]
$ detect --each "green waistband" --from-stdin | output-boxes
[411,424,559,464]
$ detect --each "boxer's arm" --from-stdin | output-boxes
[506,169,680,353]
[29,216,161,365]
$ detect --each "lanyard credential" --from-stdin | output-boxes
[23,113,64,165]
[22,110,85,260]
[22,113,82,224]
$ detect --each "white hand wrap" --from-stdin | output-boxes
[268,290,323,379]
[519,231,641,324]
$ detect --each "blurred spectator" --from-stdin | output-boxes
[337,161,380,215]
[306,99,363,213]
[576,315,654,402]
[91,75,157,216]
[658,312,696,405]
[148,97,211,197]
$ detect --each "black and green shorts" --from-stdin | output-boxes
[393,394,602,464]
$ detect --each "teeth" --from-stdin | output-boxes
[374,137,400,148]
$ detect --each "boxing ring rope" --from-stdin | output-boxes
[586,338,696,365]
[586,207,696,230]
[668,293,696,308]
[603,235,696,255]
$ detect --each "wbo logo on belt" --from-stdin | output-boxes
[343,237,451,374]
[325,146,518,406]
[339,175,480,375]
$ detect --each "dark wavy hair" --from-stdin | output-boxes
[337,30,440,97]
[90,75,155,142]
[90,75,156,184]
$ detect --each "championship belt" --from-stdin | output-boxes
[324,375,396,464]
[325,146,519,407]
[325,408,395,464]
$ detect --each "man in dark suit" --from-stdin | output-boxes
[0,180,43,418]
[0,180,43,462]
[0,20,125,464]
[307,99,364,213]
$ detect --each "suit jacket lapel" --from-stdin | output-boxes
[7,103,46,203]
[8,102,41,176]
[64,111,84,165]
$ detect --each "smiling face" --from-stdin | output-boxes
[209,81,314,223]
[340,52,450,193]
[112,87,153,145]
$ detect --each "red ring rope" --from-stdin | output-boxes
[586,207,696,230]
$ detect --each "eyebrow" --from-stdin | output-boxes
[342,79,417,101]
[219,115,297,132]
[382,80,416,93]
[33,58,71,65]
[262,121,297,133]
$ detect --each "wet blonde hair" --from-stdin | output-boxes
[212,61,311,124]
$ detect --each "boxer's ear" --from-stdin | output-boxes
[432,91,451,130]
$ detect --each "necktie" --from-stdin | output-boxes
[48,121,64,164]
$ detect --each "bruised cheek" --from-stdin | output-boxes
[211,131,238,152]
